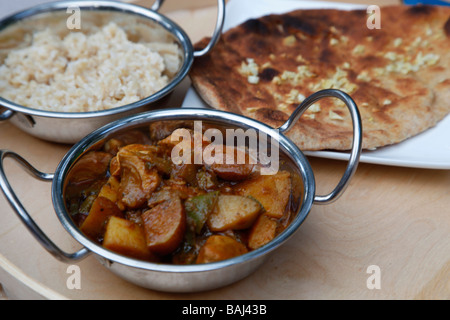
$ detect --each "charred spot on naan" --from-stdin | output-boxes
[444,17,450,38]
[405,5,437,16]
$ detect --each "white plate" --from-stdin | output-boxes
[182,0,450,169]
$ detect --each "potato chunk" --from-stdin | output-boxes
[97,175,126,210]
[142,196,186,255]
[97,176,120,203]
[103,216,155,261]
[196,235,248,264]
[80,196,124,240]
[248,214,278,250]
[236,171,291,219]
[207,195,262,232]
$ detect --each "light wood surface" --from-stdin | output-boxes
[0,0,449,300]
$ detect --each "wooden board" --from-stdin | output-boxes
[1,0,449,300]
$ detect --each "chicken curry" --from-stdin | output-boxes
[65,126,295,264]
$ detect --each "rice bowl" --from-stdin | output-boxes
[0,0,225,143]
[0,13,182,113]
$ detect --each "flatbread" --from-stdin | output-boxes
[189,5,450,151]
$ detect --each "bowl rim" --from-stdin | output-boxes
[51,108,316,273]
[0,0,194,119]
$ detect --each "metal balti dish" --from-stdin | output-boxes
[0,89,362,293]
[0,0,225,144]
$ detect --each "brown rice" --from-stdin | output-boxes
[0,22,182,112]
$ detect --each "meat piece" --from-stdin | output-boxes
[206,146,255,181]
[117,144,162,209]
[66,151,112,187]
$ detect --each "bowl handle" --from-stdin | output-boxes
[0,108,14,121]
[278,89,363,205]
[150,0,165,12]
[0,150,90,263]
[193,0,226,57]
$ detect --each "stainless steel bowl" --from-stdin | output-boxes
[0,89,362,292]
[0,0,225,144]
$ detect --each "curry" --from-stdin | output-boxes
[65,126,294,264]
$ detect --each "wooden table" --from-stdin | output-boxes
[1,0,449,300]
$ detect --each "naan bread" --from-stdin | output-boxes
[189,5,450,150]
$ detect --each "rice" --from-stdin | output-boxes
[0,22,182,112]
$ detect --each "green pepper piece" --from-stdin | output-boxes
[79,194,97,215]
[185,191,219,234]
